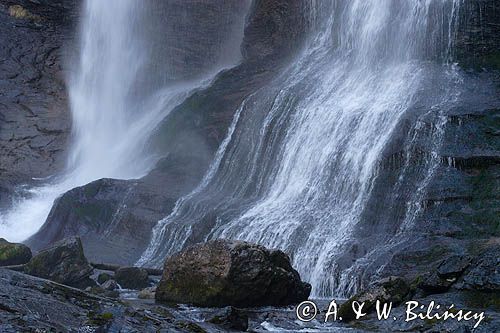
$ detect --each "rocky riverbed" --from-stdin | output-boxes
[1,237,499,332]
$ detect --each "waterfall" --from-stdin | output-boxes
[138,0,464,297]
[0,0,248,242]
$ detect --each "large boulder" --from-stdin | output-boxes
[24,237,94,288]
[0,238,32,266]
[115,267,149,290]
[156,240,311,307]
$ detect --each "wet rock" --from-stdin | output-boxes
[208,307,248,331]
[156,239,311,307]
[417,254,472,294]
[8,5,41,22]
[97,272,113,284]
[87,285,119,299]
[138,286,157,300]
[339,276,410,322]
[0,268,210,332]
[115,267,149,290]
[0,0,76,208]
[459,246,500,291]
[27,168,202,265]
[456,0,500,70]
[242,0,307,64]
[419,272,456,294]
[101,279,118,291]
[0,238,32,266]
[437,255,471,279]
[24,237,94,288]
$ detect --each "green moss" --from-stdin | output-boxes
[0,241,31,266]
[409,275,424,293]
[87,311,114,326]
[160,277,226,306]
[83,181,101,197]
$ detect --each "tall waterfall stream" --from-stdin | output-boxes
[137,0,464,298]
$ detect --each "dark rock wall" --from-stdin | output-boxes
[455,0,500,70]
[142,0,251,83]
[0,0,78,208]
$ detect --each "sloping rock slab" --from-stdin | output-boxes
[0,268,221,332]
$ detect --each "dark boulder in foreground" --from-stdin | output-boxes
[0,238,32,266]
[24,237,94,288]
[115,266,150,290]
[156,239,311,307]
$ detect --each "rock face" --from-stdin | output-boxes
[115,267,149,290]
[0,238,32,266]
[156,240,311,307]
[456,0,500,70]
[458,245,500,291]
[144,0,251,82]
[0,0,77,209]
[24,236,94,288]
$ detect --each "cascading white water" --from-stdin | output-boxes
[0,0,248,242]
[138,0,463,297]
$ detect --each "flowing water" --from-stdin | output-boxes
[138,0,464,297]
[0,0,248,242]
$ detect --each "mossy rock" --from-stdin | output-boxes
[0,238,32,266]
[115,267,149,290]
[87,311,114,326]
[156,240,311,307]
[8,5,41,22]
[339,276,410,322]
[97,272,113,284]
[24,237,94,288]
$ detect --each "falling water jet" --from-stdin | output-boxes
[0,0,250,242]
